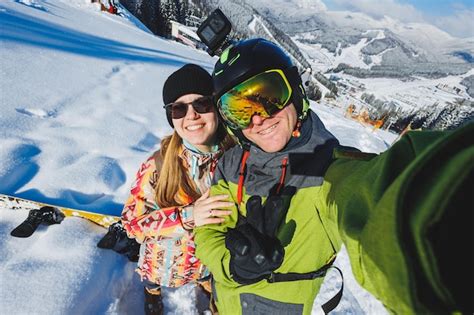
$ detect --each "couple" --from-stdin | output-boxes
[122,39,472,315]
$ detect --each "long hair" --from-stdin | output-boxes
[155,126,235,208]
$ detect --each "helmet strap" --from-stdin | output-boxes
[227,126,251,149]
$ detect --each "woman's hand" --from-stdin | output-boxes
[193,189,233,227]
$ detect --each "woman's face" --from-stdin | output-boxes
[171,94,218,152]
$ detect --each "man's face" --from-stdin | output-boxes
[241,103,297,153]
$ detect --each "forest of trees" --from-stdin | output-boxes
[360,92,474,132]
[119,0,205,36]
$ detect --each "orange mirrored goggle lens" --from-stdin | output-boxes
[217,69,292,129]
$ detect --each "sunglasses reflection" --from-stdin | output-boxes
[166,96,214,119]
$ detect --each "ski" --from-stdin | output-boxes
[1,193,139,260]
[0,193,119,232]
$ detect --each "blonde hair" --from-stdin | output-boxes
[155,129,235,208]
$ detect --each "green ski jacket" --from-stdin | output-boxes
[195,111,473,314]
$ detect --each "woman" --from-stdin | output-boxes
[121,64,235,314]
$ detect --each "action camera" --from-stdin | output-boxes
[197,9,232,56]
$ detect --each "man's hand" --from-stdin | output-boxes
[225,193,291,284]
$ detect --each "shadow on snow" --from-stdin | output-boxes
[15,189,124,216]
[0,8,204,66]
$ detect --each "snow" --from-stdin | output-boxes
[0,209,201,315]
[247,14,276,41]
[292,29,389,71]
[284,6,473,112]
[342,69,474,111]
[249,0,327,17]
[313,103,395,152]
[334,37,371,69]
[0,212,138,314]
[324,10,458,52]
[0,0,397,314]
[0,0,216,215]
[248,15,257,33]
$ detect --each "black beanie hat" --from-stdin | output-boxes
[163,64,214,127]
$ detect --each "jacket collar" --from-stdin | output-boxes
[246,111,337,169]
[178,143,222,183]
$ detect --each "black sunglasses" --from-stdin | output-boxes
[164,96,215,119]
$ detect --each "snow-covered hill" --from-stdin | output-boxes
[247,0,473,77]
[189,0,473,130]
[1,0,401,314]
[0,0,216,215]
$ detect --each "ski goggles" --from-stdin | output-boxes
[217,69,293,129]
[164,96,214,119]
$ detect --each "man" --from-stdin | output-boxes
[194,38,472,315]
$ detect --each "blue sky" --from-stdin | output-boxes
[322,0,474,37]
[397,0,473,16]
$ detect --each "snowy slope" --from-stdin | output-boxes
[0,0,216,215]
[0,209,143,315]
[248,0,473,76]
[0,1,397,314]
[234,0,473,124]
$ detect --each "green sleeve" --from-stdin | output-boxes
[194,167,241,288]
[324,123,473,314]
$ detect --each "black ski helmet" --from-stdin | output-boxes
[213,38,310,126]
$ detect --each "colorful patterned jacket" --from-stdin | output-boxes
[122,144,222,287]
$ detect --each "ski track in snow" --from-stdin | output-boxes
[0,0,217,214]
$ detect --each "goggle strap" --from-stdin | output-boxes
[284,66,301,89]
[285,67,311,121]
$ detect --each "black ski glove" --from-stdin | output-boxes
[225,193,291,284]
[97,221,140,262]
[11,206,65,238]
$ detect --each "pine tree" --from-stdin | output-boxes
[432,100,474,130]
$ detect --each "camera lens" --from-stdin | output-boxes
[200,25,216,43]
